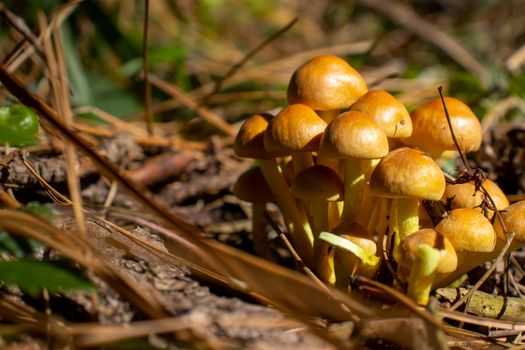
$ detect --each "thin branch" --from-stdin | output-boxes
[148,73,236,137]
[201,16,298,103]
[0,2,46,63]
[438,86,470,169]
[357,0,488,80]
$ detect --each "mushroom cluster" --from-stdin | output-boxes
[233,54,523,305]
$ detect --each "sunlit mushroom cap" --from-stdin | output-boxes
[494,200,525,243]
[287,54,368,111]
[404,97,482,157]
[234,113,281,159]
[263,104,327,154]
[435,208,496,253]
[319,111,388,160]
[292,165,344,202]
[350,89,412,138]
[370,147,445,200]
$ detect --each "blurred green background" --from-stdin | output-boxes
[2,0,525,126]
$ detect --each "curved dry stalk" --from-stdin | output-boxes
[438,87,513,311]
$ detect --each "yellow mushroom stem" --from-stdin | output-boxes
[390,198,420,260]
[258,159,314,265]
[341,159,377,223]
[291,152,314,175]
[310,200,334,284]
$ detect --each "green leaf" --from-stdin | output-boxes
[85,73,141,119]
[0,260,94,296]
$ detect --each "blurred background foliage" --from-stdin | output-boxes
[2,0,525,130]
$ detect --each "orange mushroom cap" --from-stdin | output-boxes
[350,89,412,138]
[435,208,496,253]
[370,147,445,201]
[287,55,368,111]
[404,97,482,157]
[264,104,327,154]
[319,111,389,160]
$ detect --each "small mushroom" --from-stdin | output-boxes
[233,166,275,260]
[433,208,496,287]
[319,111,389,224]
[264,104,326,174]
[349,89,413,225]
[398,228,457,305]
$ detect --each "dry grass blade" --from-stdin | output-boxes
[0,64,374,323]
[40,13,87,237]
[4,0,81,73]
[70,318,209,348]
[142,0,154,136]
[147,73,236,137]
[0,295,216,348]
[0,2,46,63]
[0,209,168,319]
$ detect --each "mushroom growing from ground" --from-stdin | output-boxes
[350,89,413,140]
[488,200,525,260]
[349,89,413,225]
[234,113,314,265]
[319,111,389,224]
[287,54,368,123]
[370,147,446,259]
